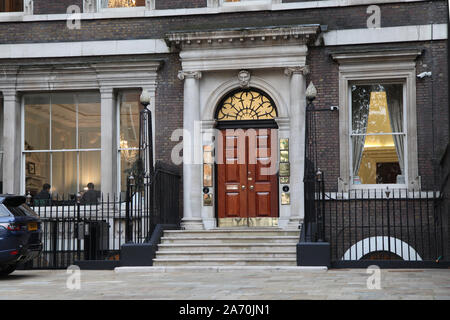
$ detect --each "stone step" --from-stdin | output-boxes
[164,229,300,238]
[157,243,297,252]
[155,251,296,259]
[152,257,297,267]
[160,236,299,244]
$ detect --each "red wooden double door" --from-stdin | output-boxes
[217,128,278,227]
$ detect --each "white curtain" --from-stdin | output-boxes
[386,85,404,174]
[352,87,370,176]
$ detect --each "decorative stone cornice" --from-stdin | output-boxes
[0,60,161,92]
[178,71,202,81]
[331,49,423,64]
[284,66,309,76]
[166,25,321,51]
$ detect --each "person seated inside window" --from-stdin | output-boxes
[34,183,52,206]
[81,183,101,204]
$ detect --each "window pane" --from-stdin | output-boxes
[102,0,145,8]
[78,92,101,149]
[52,152,77,197]
[352,135,405,185]
[352,84,403,134]
[25,94,50,151]
[120,91,142,149]
[51,93,77,150]
[0,0,23,12]
[79,151,101,193]
[25,152,50,196]
[120,149,139,193]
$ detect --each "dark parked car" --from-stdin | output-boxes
[0,195,42,276]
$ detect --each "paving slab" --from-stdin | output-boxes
[0,268,448,300]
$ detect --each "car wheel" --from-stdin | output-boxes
[0,264,17,276]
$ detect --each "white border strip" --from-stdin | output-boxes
[0,0,430,22]
[324,24,448,46]
[0,39,169,59]
[114,266,328,273]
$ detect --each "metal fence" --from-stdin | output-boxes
[22,161,180,269]
[322,189,447,267]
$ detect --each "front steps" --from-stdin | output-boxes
[153,228,300,266]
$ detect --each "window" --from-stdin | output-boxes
[333,50,421,191]
[23,92,101,197]
[100,0,145,8]
[117,90,142,194]
[350,83,405,185]
[0,0,23,12]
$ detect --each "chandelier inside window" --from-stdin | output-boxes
[216,89,277,121]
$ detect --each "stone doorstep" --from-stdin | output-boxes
[114,266,328,273]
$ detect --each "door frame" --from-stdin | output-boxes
[214,119,279,227]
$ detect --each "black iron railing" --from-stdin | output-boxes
[322,188,447,266]
[22,161,180,269]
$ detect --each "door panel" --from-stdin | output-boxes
[217,128,278,226]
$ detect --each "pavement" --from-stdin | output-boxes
[0,267,449,300]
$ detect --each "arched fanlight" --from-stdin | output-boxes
[216,89,277,121]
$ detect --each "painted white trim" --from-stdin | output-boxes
[0,39,169,59]
[342,236,422,261]
[0,0,430,22]
[323,24,448,46]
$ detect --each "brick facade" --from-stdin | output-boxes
[33,0,83,14]
[155,0,207,9]
[0,2,446,43]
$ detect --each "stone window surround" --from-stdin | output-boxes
[0,0,430,22]
[332,49,422,192]
[0,59,161,195]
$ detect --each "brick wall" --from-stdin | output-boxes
[0,2,446,43]
[155,0,207,9]
[33,0,83,14]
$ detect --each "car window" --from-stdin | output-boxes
[0,205,11,217]
[3,204,38,217]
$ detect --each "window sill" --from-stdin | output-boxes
[219,1,272,12]
[0,11,25,21]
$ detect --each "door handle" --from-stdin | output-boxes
[249,185,254,190]
[241,185,246,190]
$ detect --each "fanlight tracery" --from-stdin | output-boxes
[216,89,277,121]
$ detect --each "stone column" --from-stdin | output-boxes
[284,66,309,228]
[178,71,204,230]
[2,90,21,194]
[100,87,117,196]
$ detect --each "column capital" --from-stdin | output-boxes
[99,87,114,95]
[178,70,202,81]
[284,66,309,77]
[1,90,19,101]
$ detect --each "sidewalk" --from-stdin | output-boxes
[0,268,449,300]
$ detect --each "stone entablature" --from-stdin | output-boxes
[166,25,321,50]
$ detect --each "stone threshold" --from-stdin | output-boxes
[114,266,328,273]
